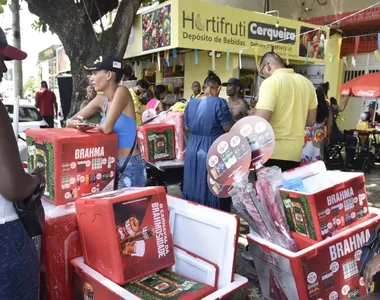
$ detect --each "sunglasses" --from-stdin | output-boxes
[258,63,268,79]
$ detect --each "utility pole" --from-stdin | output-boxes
[11,0,23,99]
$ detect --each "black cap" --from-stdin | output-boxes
[222,78,241,87]
[0,27,27,61]
[85,56,123,72]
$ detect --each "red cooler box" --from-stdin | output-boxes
[150,111,188,160]
[75,187,175,284]
[42,200,82,300]
[280,161,369,241]
[248,208,380,300]
[26,128,118,205]
[71,257,216,299]
[137,123,176,162]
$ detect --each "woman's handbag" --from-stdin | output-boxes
[360,225,380,293]
[13,183,45,238]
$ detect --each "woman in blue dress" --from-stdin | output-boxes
[183,71,233,211]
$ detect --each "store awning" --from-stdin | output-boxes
[125,0,329,63]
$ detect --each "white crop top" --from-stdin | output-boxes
[0,195,19,225]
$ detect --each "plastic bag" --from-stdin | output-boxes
[230,170,298,252]
[255,167,299,252]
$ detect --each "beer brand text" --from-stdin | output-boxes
[152,202,170,258]
[329,229,370,261]
[75,147,105,159]
[327,187,354,206]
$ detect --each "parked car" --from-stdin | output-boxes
[4,101,49,132]
[4,101,49,162]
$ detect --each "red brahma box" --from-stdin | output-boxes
[75,187,175,285]
[42,200,82,300]
[137,123,176,162]
[150,111,188,160]
[26,128,118,206]
[280,161,369,241]
[248,208,380,300]
[71,257,216,300]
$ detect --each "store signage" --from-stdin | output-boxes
[38,45,58,61]
[248,22,296,44]
[357,90,376,97]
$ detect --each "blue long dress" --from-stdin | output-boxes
[183,96,233,208]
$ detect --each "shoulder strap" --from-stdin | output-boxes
[103,97,109,115]
[118,138,137,178]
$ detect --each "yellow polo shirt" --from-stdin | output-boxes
[257,68,317,162]
[129,88,145,125]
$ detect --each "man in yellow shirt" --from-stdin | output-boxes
[255,52,317,171]
[129,79,150,125]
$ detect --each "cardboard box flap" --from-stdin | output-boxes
[202,274,248,300]
[172,246,218,288]
[167,196,239,289]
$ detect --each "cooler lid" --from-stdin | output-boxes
[282,160,327,183]
[167,196,239,289]
[171,246,219,288]
[42,199,76,219]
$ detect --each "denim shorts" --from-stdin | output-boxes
[116,154,146,189]
[0,219,39,299]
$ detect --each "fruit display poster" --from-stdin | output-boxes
[142,4,171,52]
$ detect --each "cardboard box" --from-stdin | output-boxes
[248,208,380,300]
[137,123,176,162]
[71,257,216,300]
[280,161,369,241]
[42,200,82,300]
[26,128,117,205]
[75,187,175,285]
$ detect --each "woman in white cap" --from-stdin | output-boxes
[0,27,43,299]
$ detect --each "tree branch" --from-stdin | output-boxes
[101,0,142,56]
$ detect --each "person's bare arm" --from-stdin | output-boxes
[157,101,164,112]
[0,102,39,201]
[98,86,130,134]
[339,96,349,112]
[67,95,103,128]
[254,109,273,122]
[306,108,317,127]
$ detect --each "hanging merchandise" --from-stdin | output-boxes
[343,56,348,66]
[352,56,356,67]
[134,61,138,77]
[165,50,170,66]
[194,49,199,65]
[178,53,183,66]
[172,48,178,58]
[239,49,243,69]
[374,50,380,61]
[151,53,155,63]
[226,49,230,71]
[211,50,216,71]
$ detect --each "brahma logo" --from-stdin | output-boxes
[357,90,376,97]
[329,229,370,261]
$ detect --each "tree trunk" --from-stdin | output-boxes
[25,0,143,116]
[11,0,23,99]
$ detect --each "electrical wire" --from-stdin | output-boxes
[228,1,380,54]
